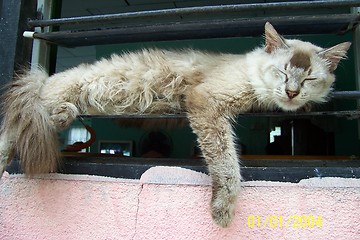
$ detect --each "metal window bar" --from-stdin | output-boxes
[78,111,360,120]
[27,0,360,28]
[25,14,360,47]
[23,0,360,47]
[75,91,360,119]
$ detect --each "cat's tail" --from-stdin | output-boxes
[0,69,61,175]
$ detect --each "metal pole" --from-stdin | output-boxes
[78,110,360,119]
[332,91,360,99]
[291,121,295,156]
[24,14,360,47]
[27,0,360,27]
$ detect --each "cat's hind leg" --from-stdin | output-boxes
[49,102,79,130]
[188,113,242,227]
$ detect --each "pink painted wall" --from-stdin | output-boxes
[1,166,360,240]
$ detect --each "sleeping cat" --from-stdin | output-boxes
[0,22,350,227]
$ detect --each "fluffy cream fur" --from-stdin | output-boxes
[0,22,351,227]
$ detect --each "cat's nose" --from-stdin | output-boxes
[286,90,299,99]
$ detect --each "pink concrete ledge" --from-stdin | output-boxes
[1,167,360,240]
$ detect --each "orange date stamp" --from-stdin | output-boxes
[247,215,323,229]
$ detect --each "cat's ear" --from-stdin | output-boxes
[264,22,288,53]
[318,42,351,72]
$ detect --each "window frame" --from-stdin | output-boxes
[4,0,360,182]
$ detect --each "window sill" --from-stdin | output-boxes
[6,154,360,183]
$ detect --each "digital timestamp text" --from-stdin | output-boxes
[247,215,323,229]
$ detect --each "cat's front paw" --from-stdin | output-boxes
[210,179,240,228]
[211,196,237,228]
[0,163,5,178]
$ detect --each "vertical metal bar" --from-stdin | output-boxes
[291,121,295,156]
[31,0,55,72]
[351,7,360,139]
[0,0,36,86]
[0,0,22,86]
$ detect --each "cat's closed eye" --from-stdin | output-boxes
[301,77,317,86]
[273,67,288,82]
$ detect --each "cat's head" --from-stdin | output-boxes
[260,22,351,111]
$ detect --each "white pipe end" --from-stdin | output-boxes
[23,31,35,39]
